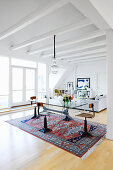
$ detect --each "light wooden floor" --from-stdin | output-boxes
[0,107,112,170]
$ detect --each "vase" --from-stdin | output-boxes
[63,101,65,107]
[66,101,69,107]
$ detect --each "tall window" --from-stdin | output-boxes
[38,63,46,102]
[11,58,36,106]
[12,67,23,104]
[26,68,35,101]
[0,56,9,108]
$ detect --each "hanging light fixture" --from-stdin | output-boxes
[51,35,58,74]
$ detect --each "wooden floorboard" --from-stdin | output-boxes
[0,107,112,170]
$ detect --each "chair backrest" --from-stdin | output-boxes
[89,103,95,117]
[30,96,36,100]
[89,103,94,108]
[37,102,43,107]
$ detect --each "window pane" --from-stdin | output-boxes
[38,92,46,103]
[12,67,23,90]
[0,96,8,108]
[38,63,46,92]
[26,69,35,90]
[12,91,22,103]
[0,56,9,95]
[26,90,35,101]
[12,58,37,68]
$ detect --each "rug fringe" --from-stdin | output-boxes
[81,136,105,160]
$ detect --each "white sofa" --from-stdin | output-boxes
[75,96,107,112]
[49,95,107,112]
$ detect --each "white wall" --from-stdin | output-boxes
[76,61,107,96]
[56,66,76,90]
[57,60,107,97]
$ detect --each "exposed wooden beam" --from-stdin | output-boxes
[42,47,106,59]
[0,0,69,41]
[11,19,92,50]
[28,38,106,55]
[64,52,106,61]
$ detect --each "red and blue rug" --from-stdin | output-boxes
[6,113,106,159]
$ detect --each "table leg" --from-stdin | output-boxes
[63,115,70,121]
[63,109,70,121]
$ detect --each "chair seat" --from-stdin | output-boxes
[40,111,49,116]
[76,113,94,118]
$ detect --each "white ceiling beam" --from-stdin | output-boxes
[42,46,106,59]
[0,0,69,41]
[11,18,92,50]
[71,56,106,64]
[28,37,106,55]
[65,53,106,61]
[57,48,106,59]
[70,0,110,30]
[67,54,106,62]
[59,48,106,59]
[59,51,106,60]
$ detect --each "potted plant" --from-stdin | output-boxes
[66,96,69,106]
[54,89,60,96]
[63,97,66,107]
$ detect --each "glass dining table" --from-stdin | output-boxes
[31,99,89,133]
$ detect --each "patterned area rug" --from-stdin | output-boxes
[6,114,106,159]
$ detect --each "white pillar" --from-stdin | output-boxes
[106,29,113,140]
[8,56,12,107]
[22,68,26,104]
[35,63,38,99]
[46,64,49,103]
[74,65,78,90]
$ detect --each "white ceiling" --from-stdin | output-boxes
[89,0,113,29]
[0,0,110,66]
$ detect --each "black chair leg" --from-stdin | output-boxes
[80,118,92,137]
[39,116,52,133]
[31,107,37,119]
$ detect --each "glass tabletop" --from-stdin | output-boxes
[42,98,88,110]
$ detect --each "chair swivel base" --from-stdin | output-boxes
[31,107,37,119]
[36,114,43,119]
[63,115,70,121]
[31,114,42,119]
[79,131,92,137]
[39,128,52,133]
[31,115,37,119]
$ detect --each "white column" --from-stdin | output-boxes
[106,29,113,140]
[23,68,26,103]
[74,65,78,90]
[8,56,12,107]
[35,63,38,99]
[46,64,49,103]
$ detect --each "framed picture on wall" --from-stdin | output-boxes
[67,82,73,90]
[77,78,90,90]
